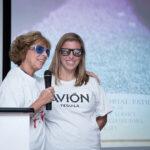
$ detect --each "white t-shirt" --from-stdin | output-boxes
[45,76,112,150]
[0,67,46,150]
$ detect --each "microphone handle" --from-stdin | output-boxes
[45,77,52,110]
[46,102,52,110]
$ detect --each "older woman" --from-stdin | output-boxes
[45,32,112,150]
[0,31,54,150]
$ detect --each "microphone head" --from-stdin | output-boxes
[44,70,52,78]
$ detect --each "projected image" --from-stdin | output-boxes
[12,0,150,147]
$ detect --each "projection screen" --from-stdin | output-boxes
[11,0,150,148]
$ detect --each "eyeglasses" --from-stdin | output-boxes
[60,48,82,57]
[30,45,50,57]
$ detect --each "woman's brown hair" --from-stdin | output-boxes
[49,32,89,86]
[9,31,51,66]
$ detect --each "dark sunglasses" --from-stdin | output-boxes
[30,45,50,57]
[60,48,82,57]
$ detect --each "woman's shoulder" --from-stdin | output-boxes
[0,67,22,89]
[87,76,105,91]
[4,67,20,80]
[2,67,26,83]
[88,76,100,86]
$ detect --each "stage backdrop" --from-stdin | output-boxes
[11,0,150,148]
[0,0,3,84]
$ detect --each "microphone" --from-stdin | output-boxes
[44,70,52,110]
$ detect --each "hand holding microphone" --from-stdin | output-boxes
[30,80,54,113]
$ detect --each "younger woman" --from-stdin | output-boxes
[45,32,112,150]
